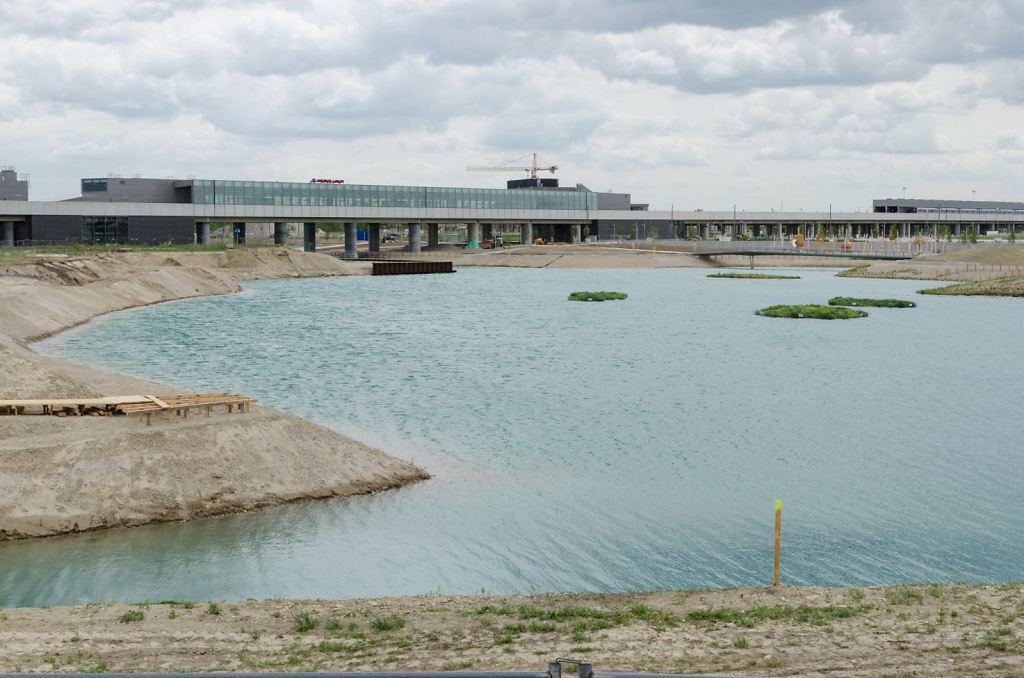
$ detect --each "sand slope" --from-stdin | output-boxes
[0,249,425,540]
[0,583,1021,676]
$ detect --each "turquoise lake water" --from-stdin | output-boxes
[4,266,1023,607]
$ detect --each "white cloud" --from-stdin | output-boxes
[2,0,1024,209]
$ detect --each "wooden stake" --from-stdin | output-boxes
[773,500,782,586]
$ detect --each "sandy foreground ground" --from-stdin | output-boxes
[1,583,1022,676]
[0,249,427,540]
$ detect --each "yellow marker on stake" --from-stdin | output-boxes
[773,500,782,586]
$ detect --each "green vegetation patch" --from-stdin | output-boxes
[686,604,873,628]
[828,296,916,308]
[919,277,1024,297]
[756,304,868,319]
[294,611,319,633]
[370,615,405,632]
[836,263,871,277]
[568,291,627,302]
[707,273,800,279]
[118,610,145,623]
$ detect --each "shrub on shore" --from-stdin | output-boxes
[828,296,916,308]
[707,273,800,279]
[568,291,627,302]
[756,304,868,319]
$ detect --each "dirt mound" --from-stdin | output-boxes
[0,249,424,540]
[923,245,1024,265]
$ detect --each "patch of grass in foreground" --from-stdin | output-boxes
[370,615,405,632]
[118,610,144,623]
[756,304,868,319]
[828,296,916,307]
[686,604,874,628]
[294,611,319,633]
[707,273,800,279]
[568,291,627,302]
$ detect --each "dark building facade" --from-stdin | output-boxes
[0,167,29,200]
[7,173,647,245]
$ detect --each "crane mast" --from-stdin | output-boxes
[467,152,558,179]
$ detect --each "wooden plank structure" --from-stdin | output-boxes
[0,393,257,425]
[371,261,454,275]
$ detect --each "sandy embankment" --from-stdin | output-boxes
[0,248,428,540]
[1,583,1022,676]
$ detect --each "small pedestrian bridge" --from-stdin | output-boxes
[692,240,920,265]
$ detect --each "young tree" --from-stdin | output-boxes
[968,226,978,244]
[889,224,898,241]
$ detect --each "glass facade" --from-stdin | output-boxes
[191,180,597,211]
[81,216,127,244]
[82,178,108,193]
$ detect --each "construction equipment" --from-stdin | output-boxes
[467,153,557,180]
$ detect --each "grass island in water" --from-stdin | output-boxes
[828,296,916,308]
[568,291,628,302]
[707,273,801,279]
[756,304,868,319]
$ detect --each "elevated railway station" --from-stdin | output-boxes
[2,168,1022,255]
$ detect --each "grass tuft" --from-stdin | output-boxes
[370,615,405,632]
[294,611,319,633]
[118,610,144,624]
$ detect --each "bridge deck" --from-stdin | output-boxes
[695,249,913,260]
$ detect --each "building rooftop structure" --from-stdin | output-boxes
[873,198,1024,214]
[0,166,29,201]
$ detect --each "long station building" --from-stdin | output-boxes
[3,168,1023,253]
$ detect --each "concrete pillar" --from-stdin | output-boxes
[196,222,210,245]
[273,222,288,246]
[3,220,16,246]
[467,223,480,248]
[409,223,422,253]
[522,223,533,245]
[367,223,380,253]
[303,222,317,253]
[428,223,439,248]
[575,224,583,243]
[342,222,356,259]
[233,222,246,244]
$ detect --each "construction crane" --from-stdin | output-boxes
[467,153,557,179]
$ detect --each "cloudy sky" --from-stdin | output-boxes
[2,0,1023,210]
